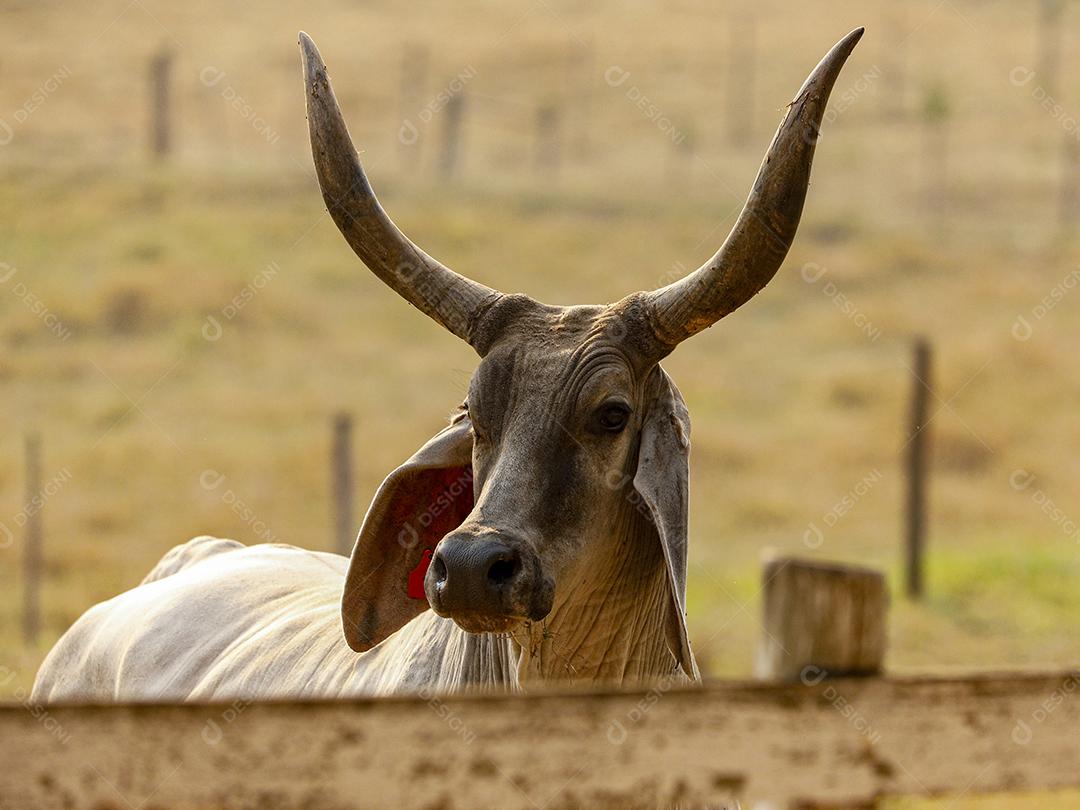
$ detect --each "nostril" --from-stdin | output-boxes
[486,554,520,588]
[431,553,448,585]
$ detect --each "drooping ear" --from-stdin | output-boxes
[632,372,701,680]
[341,412,475,652]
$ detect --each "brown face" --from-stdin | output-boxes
[424,302,661,634]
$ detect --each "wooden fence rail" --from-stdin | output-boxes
[3,669,1079,808]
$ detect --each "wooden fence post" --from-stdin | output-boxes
[1037,0,1064,99]
[726,10,756,145]
[534,103,561,174]
[665,127,696,185]
[22,433,42,646]
[756,557,887,683]
[1060,133,1080,231]
[438,93,465,179]
[880,4,908,119]
[149,47,173,160]
[332,414,355,556]
[905,338,932,600]
[566,40,594,158]
[921,84,950,235]
[397,44,430,170]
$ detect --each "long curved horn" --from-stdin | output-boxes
[300,32,500,346]
[645,27,864,350]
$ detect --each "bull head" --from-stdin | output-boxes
[300,29,863,682]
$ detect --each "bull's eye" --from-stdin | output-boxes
[594,402,631,434]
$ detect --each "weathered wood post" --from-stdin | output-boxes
[438,93,466,179]
[1060,133,1080,231]
[665,126,696,185]
[905,338,932,600]
[332,414,355,556]
[534,103,561,174]
[880,4,908,119]
[921,84,950,235]
[22,433,43,646]
[397,44,430,170]
[566,40,594,158]
[1037,0,1065,99]
[149,47,173,160]
[726,10,756,145]
[756,557,887,683]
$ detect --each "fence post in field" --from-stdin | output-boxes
[881,4,908,118]
[1037,0,1065,99]
[22,433,43,646]
[397,44,430,171]
[332,414,355,557]
[905,338,932,600]
[921,84,950,235]
[726,10,755,145]
[755,557,887,683]
[666,127,696,185]
[535,103,561,174]
[438,93,466,179]
[149,47,173,160]
[567,40,594,158]
[1060,133,1080,231]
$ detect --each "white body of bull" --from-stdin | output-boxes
[31,537,515,703]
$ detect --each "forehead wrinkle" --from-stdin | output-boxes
[542,341,638,434]
[475,306,640,433]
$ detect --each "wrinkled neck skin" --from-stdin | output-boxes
[512,499,678,686]
[429,473,681,692]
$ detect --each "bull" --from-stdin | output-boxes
[32,28,862,701]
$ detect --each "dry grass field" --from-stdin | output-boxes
[2,0,1080,804]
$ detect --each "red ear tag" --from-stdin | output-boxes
[407,548,434,600]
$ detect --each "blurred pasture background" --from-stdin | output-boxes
[1,0,1079,735]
